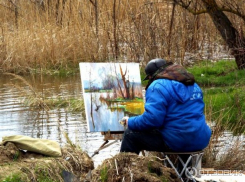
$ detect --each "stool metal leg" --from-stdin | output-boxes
[186,153,203,182]
[163,151,203,182]
[179,155,192,177]
[164,155,185,182]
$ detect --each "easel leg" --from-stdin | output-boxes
[91,140,109,157]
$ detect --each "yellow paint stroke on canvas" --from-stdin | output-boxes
[124,101,144,115]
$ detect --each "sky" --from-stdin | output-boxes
[79,62,142,88]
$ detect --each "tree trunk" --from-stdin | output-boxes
[202,0,245,69]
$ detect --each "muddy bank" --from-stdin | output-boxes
[0,142,94,181]
[91,152,181,182]
[0,142,180,182]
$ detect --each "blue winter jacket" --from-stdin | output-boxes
[128,79,212,152]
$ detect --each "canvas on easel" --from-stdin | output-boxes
[79,62,144,133]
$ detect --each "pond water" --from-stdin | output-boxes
[0,73,244,168]
[0,74,121,167]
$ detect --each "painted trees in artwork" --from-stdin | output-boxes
[98,64,142,100]
[119,65,130,99]
[114,64,135,100]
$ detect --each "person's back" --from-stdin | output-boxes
[147,78,211,152]
[120,58,211,154]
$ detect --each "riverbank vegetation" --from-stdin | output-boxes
[0,142,94,182]
[1,0,245,179]
[7,59,245,134]
[188,60,245,134]
[0,0,241,75]
[5,72,85,114]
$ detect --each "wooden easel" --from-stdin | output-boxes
[91,131,124,157]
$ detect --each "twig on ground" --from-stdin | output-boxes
[128,167,133,182]
[114,159,119,175]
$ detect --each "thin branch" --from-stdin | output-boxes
[174,0,245,21]
[167,3,176,56]
[89,0,95,7]
[8,0,18,7]
[174,0,208,15]
[174,0,192,9]
[128,167,133,182]
[114,159,119,175]
[221,8,245,22]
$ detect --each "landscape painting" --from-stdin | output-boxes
[79,63,144,132]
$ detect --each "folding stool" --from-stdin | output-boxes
[162,151,203,182]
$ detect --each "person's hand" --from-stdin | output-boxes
[119,116,129,126]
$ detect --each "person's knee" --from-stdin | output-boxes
[122,128,136,143]
[124,128,131,135]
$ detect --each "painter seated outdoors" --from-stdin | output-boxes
[119,58,212,154]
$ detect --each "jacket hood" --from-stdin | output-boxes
[148,64,196,103]
[155,64,195,85]
[168,80,194,103]
[145,64,195,91]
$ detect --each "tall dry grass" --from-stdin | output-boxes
[202,100,245,170]
[0,0,231,74]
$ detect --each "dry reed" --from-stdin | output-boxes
[4,72,50,111]
[0,0,236,74]
[203,101,245,170]
[1,0,245,171]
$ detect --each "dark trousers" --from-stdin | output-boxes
[120,128,171,154]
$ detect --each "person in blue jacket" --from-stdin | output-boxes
[120,58,212,154]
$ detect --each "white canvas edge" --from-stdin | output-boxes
[79,62,91,132]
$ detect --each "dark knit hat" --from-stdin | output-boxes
[143,58,172,81]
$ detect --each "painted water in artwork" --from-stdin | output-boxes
[79,63,144,132]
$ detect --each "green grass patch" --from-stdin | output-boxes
[23,96,84,113]
[100,165,108,182]
[35,167,55,182]
[169,60,245,133]
[13,151,20,162]
[187,60,245,87]
[29,64,79,76]
[46,97,85,112]
[204,86,245,134]
[187,60,245,133]
[141,60,245,87]
[1,173,24,182]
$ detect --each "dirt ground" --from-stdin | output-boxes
[0,142,94,181]
[91,152,181,182]
[0,142,181,182]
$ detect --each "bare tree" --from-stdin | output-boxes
[113,0,119,59]
[172,0,245,69]
[89,0,99,37]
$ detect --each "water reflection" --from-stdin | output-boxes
[84,92,126,132]
[0,74,120,167]
[0,74,244,168]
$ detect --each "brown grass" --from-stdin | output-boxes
[203,125,245,170]
[0,0,236,74]
[4,73,85,114]
[4,72,50,111]
[1,0,245,171]
[0,142,94,181]
[203,104,245,170]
